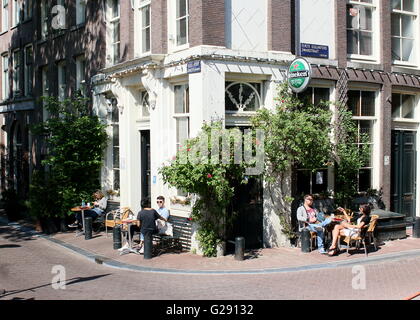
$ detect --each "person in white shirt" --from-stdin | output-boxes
[68,190,107,228]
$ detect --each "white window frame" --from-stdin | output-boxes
[391,0,419,67]
[1,53,9,100]
[24,44,33,96]
[347,87,379,192]
[134,0,151,56]
[57,61,66,101]
[2,0,9,32]
[12,49,20,97]
[346,0,379,62]
[40,0,48,39]
[168,0,189,53]
[139,90,150,119]
[106,0,120,66]
[225,81,263,114]
[75,55,86,96]
[76,0,86,25]
[173,83,190,151]
[12,0,21,27]
[391,91,419,123]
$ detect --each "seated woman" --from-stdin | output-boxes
[327,204,371,256]
[68,190,108,228]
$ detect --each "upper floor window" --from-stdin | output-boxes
[111,100,120,193]
[392,93,416,119]
[168,0,189,51]
[57,61,67,101]
[76,0,86,25]
[1,54,9,100]
[40,0,48,39]
[40,65,49,120]
[391,0,417,64]
[2,0,9,32]
[136,0,150,55]
[106,0,120,65]
[12,49,21,97]
[24,45,33,97]
[225,82,262,112]
[347,0,377,58]
[139,90,150,118]
[174,84,189,151]
[23,0,32,20]
[76,55,86,96]
[12,0,22,27]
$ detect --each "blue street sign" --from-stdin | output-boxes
[187,60,201,74]
[300,43,329,59]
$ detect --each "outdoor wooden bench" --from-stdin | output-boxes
[153,215,193,255]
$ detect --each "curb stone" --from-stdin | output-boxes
[2,216,420,275]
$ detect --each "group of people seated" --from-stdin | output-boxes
[68,191,170,254]
[297,194,372,256]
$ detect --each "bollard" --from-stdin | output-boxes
[413,217,420,238]
[144,232,153,259]
[301,228,311,253]
[113,225,122,250]
[235,237,245,261]
[84,217,93,240]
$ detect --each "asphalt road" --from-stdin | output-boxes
[1,223,420,301]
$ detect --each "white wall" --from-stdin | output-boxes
[225,0,268,52]
[298,0,336,60]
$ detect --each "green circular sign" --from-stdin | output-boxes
[287,58,312,93]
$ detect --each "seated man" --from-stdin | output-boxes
[155,195,170,234]
[68,190,108,228]
[297,194,332,254]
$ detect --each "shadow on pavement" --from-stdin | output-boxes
[0,244,21,248]
[0,225,35,242]
[0,274,112,299]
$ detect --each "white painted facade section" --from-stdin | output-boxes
[298,0,336,60]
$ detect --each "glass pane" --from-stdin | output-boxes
[174,85,185,113]
[402,38,415,62]
[313,88,330,106]
[392,0,401,10]
[177,0,187,18]
[142,27,150,52]
[392,93,401,118]
[113,169,120,191]
[359,120,373,143]
[141,92,150,117]
[347,30,359,55]
[113,21,120,42]
[113,43,120,62]
[296,170,311,196]
[361,91,375,116]
[402,14,414,38]
[359,169,372,192]
[360,31,372,56]
[176,117,189,146]
[113,146,119,168]
[391,13,401,36]
[112,105,119,122]
[403,0,414,12]
[348,91,360,116]
[392,37,402,60]
[112,124,119,146]
[112,0,119,18]
[177,18,187,46]
[142,5,150,28]
[402,94,415,118]
[347,5,358,29]
[360,7,372,31]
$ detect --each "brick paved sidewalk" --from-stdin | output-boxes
[46,226,420,273]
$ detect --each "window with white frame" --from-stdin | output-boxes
[57,61,66,101]
[168,0,189,50]
[23,0,32,20]
[106,0,120,65]
[392,93,416,119]
[76,55,86,96]
[347,90,376,192]
[2,54,9,100]
[24,45,33,96]
[2,0,9,32]
[299,87,330,106]
[76,0,86,25]
[12,0,21,26]
[140,90,150,118]
[225,82,262,112]
[134,0,151,56]
[391,0,417,64]
[347,0,376,58]
[12,49,21,97]
[40,0,48,39]
[111,101,120,192]
[174,84,189,151]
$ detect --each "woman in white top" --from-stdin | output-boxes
[327,204,371,256]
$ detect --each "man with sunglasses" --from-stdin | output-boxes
[297,194,331,254]
[156,196,169,220]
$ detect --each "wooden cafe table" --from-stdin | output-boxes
[71,205,93,237]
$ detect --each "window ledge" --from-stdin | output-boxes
[0,30,8,36]
[392,62,418,69]
[392,118,419,123]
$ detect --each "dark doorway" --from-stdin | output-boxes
[227,177,263,251]
[391,130,416,223]
[140,130,151,200]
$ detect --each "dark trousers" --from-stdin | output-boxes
[76,210,98,224]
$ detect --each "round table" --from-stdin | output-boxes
[71,206,93,237]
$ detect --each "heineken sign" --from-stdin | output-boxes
[287,58,312,93]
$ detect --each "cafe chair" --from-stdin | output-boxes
[296,220,320,251]
[341,214,379,257]
[105,207,132,237]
